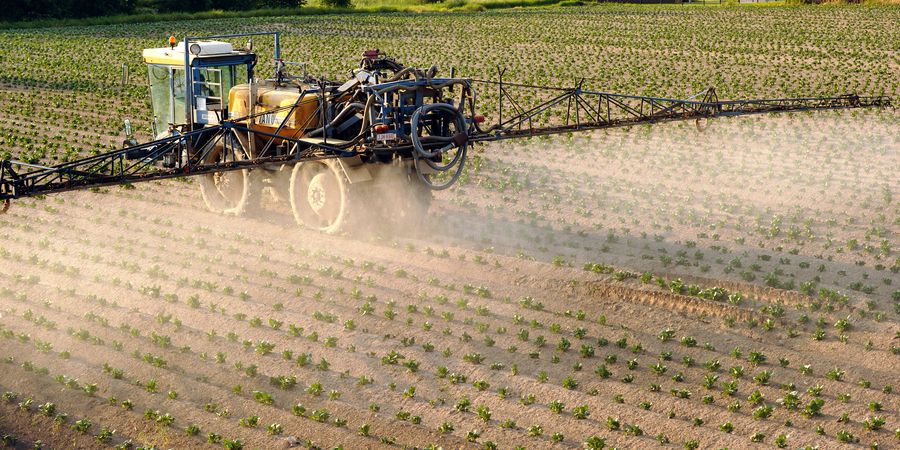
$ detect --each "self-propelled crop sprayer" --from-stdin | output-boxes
[0,32,892,232]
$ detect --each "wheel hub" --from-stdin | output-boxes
[214,172,229,189]
[213,171,242,200]
[290,161,348,233]
[307,173,332,215]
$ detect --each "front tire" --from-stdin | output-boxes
[198,145,259,216]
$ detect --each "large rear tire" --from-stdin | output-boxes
[289,160,353,234]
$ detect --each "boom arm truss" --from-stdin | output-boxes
[469,78,890,141]
[0,80,891,205]
[0,122,348,202]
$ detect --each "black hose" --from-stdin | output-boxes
[410,103,466,158]
[306,102,365,138]
[385,67,413,83]
[410,103,468,190]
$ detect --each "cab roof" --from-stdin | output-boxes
[142,41,254,67]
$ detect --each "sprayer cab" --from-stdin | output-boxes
[142,38,257,137]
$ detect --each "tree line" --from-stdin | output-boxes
[3,0,320,23]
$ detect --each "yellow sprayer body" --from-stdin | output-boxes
[228,84,322,135]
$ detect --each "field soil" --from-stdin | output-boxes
[0,109,897,449]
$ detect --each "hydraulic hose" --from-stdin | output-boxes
[385,67,414,83]
[306,102,365,138]
[346,94,377,145]
[410,103,468,190]
[308,95,376,149]
[410,103,466,159]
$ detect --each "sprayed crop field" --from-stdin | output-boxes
[1,109,897,449]
[1,4,899,450]
[1,5,899,164]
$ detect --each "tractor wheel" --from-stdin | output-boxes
[289,159,354,234]
[198,145,260,216]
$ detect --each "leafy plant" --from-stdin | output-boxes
[71,418,92,434]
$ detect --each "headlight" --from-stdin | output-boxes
[189,43,202,56]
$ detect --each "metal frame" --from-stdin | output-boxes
[0,70,892,202]
[0,121,350,200]
[470,76,891,142]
